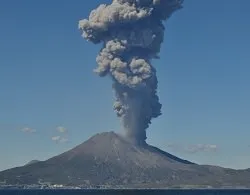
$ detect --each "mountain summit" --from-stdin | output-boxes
[0,132,250,188]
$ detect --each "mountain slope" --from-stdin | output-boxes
[25,160,40,166]
[0,132,250,188]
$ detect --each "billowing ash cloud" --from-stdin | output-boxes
[79,0,183,144]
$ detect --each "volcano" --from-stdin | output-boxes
[0,132,250,188]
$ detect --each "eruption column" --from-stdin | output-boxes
[79,0,183,144]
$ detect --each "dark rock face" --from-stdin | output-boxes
[0,132,250,188]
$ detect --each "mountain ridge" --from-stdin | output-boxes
[0,132,250,188]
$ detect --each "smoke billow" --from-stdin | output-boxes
[79,0,183,144]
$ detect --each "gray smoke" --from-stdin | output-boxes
[79,0,183,144]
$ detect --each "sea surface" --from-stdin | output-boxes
[0,189,250,195]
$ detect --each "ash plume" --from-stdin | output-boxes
[79,0,183,144]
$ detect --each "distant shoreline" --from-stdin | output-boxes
[1,187,250,190]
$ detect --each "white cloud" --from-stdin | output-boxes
[56,126,67,133]
[21,127,36,133]
[166,143,218,154]
[59,137,69,143]
[51,136,61,141]
[52,126,69,144]
[185,144,218,153]
[51,135,69,144]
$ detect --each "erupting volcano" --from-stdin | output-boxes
[78,0,183,145]
[1,0,250,189]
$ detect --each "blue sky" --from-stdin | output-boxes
[0,0,249,171]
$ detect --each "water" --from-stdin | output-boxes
[0,189,250,195]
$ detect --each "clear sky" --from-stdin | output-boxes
[0,0,249,171]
